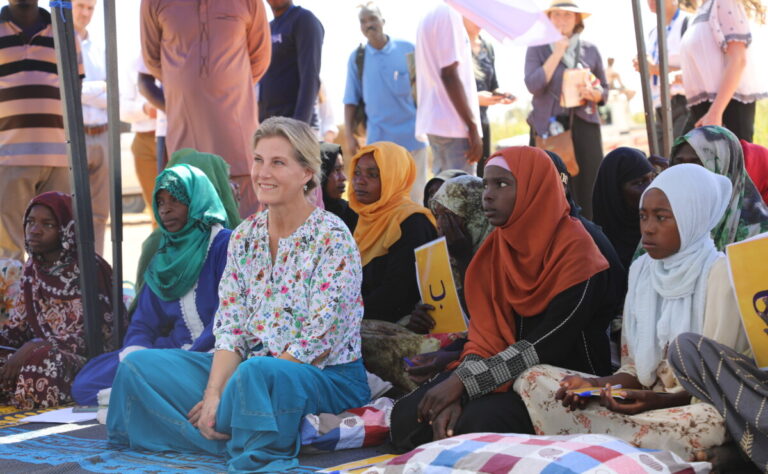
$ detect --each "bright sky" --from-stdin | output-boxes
[82,0,764,122]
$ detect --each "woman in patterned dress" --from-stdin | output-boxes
[107,117,369,473]
[0,192,120,409]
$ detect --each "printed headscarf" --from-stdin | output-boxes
[423,169,468,207]
[21,192,120,352]
[430,175,492,254]
[672,126,768,249]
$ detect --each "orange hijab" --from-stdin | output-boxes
[348,142,436,266]
[459,147,609,368]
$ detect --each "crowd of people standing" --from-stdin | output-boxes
[0,0,767,472]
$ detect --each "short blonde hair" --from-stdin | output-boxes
[252,117,321,194]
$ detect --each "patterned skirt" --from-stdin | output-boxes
[513,364,728,461]
[0,346,84,410]
[360,319,462,393]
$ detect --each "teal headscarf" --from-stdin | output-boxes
[167,148,242,228]
[144,164,228,301]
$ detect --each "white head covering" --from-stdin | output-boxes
[623,164,732,387]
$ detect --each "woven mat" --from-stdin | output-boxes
[0,418,393,473]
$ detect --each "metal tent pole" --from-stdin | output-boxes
[630,0,659,156]
[103,0,124,346]
[655,0,673,157]
[49,1,102,358]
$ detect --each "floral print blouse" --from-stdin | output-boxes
[213,208,363,368]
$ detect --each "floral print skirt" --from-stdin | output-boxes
[0,259,22,323]
[0,346,84,410]
[513,364,728,461]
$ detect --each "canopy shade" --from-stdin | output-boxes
[446,0,562,46]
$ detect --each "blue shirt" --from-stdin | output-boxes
[343,38,424,151]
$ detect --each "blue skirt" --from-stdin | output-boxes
[107,349,370,473]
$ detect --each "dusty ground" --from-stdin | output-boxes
[102,210,154,288]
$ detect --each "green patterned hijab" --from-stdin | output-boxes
[144,164,228,301]
[672,126,768,250]
[430,175,492,254]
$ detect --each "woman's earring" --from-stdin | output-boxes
[303,183,308,192]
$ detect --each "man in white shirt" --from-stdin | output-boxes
[74,0,108,255]
[634,0,691,153]
[415,4,482,176]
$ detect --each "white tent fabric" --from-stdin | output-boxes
[446,0,562,46]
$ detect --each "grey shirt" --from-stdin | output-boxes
[524,41,609,137]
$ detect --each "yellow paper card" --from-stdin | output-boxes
[414,237,467,334]
[726,232,768,369]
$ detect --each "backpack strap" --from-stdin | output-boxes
[356,44,365,84]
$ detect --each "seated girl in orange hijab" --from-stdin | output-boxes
[389,146,624,450]
[349,142,437,322]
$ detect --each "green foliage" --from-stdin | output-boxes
[489,106,531,141]
[489,100,767,146]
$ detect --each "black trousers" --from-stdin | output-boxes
[654,94,690,154]
[529,116,603,220]
[683,99,756,143]
[569,116,603,221]
[477,120,492,178]
[389,371,535,452]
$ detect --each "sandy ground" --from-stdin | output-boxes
[102,210,154,287]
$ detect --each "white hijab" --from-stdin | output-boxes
[623,164,732,387]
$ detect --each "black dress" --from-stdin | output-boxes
[473,37,499,177]
[323,197,358,234]
[389,256,625,451]
[361,213,437,322]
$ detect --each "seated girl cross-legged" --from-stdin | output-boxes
[347,142,439,392]
[0,192,121,409]
[389,146,623,450]
[406,174,492,337]
[71,162,233,408]
[516,163,749,461]
[106,117,369,473]
[349,141,437,322]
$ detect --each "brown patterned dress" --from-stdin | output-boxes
[0,192,121,409]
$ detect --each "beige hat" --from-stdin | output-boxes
[545,1,592,19]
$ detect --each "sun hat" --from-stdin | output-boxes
[545,0,592,19]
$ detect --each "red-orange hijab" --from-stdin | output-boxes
[460,147,609,364]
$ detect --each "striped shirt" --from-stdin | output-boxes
[0,7,83,167]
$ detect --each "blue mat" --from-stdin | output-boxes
[0,425,227,473]
[0,423,392,473]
